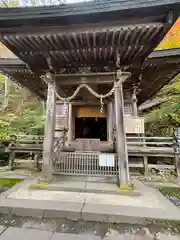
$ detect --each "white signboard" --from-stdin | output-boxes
[99,154,115,167]
[124,117,144,134]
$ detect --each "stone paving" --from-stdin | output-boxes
[1,171,180,226]
[0,219,180,240]
[0,223,180,239]
[1,178,180,224]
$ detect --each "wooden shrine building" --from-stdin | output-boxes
[0,0,180,186]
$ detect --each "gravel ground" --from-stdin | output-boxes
[0,214,180,239]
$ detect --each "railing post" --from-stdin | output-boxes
[174,128,180,182]
[67,103,73,143]
[142,136,148,176]
[114,70,131,187]
[132,85,138,117]
[107,101,113,142]
[6,135,17,170]
[144,155,148,177]
[41,73,56,182]
[8,148,15,170]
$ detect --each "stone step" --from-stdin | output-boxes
[30,180,140,196]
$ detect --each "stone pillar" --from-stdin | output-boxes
[114,71,131,187]
[67,103,73,142]
[107,102,113,142]
[132,86,138,116]
[42,73,56,182]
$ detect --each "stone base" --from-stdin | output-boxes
[30,181,141,196]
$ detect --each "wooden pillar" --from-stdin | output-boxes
[72,108,75,140]
[42,73,56,182]
[107,102,113,142]
[67,103,73,142]
[115,71,131,187]
[132,86,138,116]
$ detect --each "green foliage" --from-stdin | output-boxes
[0,178,22,187]
[145,75,180,136]
[0,74,45,139]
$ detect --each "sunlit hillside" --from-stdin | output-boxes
[156,17,180,50]
[0,44,16,58]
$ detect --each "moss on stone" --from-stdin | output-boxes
[119,184,133,191]
[153,219,180,232]
[0,178,22,187]
[39,181,49,186]
[159,187,180,199]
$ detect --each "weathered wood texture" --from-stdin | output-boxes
[132,91,138,116]
[67,103,73,142]
[107,102,113,142]
[42,79,56,181]
[114,76,130,186]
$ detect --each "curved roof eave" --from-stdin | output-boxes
[0,0,179,28]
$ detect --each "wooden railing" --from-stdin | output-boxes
[5,135,43,170]
[5,135,65,171]
[4,135,180,178]
[15,135,44,144]
[126,136,179,177]
[127,136,174,146]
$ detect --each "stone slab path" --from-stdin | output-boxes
[1,178,180,224]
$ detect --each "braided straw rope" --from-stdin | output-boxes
[54,82,116,101]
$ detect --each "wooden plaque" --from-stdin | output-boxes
[76,106,106,118]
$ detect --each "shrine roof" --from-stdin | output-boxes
[138,48,180,103]
[0,48,179,104]
[149,48,180,58]
[0,58,46,99]
[138,98,166,112]
[0,1,179,74]
[0,1,179,103]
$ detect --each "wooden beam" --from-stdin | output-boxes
[42,73,56,182]
[132,86,138,116]
[67,103,73,142]
[56,72,115,85]
[114,70,131,187]
[56,99,132,105]
[107,101,113,142]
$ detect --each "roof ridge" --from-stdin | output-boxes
[0,0,179,12]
